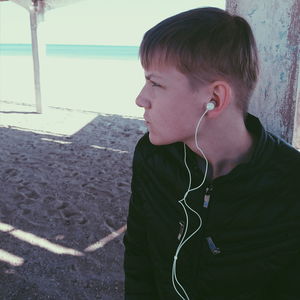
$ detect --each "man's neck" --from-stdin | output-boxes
[186,116,256,180]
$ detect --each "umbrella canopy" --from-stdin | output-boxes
[9,0,86,12]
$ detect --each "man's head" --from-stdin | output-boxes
[139,7,259,114]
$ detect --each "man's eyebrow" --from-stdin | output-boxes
[145,74,163,80]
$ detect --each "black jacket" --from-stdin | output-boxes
[124,115,300,300]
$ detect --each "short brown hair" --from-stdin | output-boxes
[139,7,259,113]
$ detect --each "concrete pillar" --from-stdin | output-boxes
[295,75,300,148]
[226,0,300,146]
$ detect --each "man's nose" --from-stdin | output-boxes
[136,87,151,109]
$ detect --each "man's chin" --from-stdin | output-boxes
[148,133,174,146]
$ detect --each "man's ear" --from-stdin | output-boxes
[207,80,232,116]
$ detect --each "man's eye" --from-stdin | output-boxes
[151,81,160,87]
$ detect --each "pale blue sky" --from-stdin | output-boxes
[0,0,225,45]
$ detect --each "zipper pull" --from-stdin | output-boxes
[177,221,185,240]
[206,236,221,255]
[203,186,212,208]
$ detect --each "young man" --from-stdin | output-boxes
[124,7,300,300]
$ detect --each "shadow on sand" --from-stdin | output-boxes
[0,111,146,300]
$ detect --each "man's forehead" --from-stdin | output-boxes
[144,65,185,82]
[144,62,179,76]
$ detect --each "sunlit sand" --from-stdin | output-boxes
[0,55,145,118]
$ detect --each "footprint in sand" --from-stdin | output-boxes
[43,196,56,205]
[13,193,25,201]
[3,168,20,182]
[17,186,40,200]
[20,154,28,161]
[55,201,88,225]
[26,190,40,200]
[4,168,19,176]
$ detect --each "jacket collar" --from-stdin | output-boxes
[189,113,276,181]
[244,113,275,166]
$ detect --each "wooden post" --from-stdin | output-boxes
[226,0,300,145]
[30,6,42,113]
[29,0,45,114]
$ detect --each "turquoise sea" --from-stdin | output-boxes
[0,44,140,59]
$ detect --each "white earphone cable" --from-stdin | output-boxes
[171,107,210,300]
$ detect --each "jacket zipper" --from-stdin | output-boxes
[177,184,212,241]
[203,185,213,208]
[203,185,221,255]
[206,236,221,255]
[177,221,185,240]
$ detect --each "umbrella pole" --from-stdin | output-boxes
[29,6,42,114]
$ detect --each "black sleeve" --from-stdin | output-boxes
[123,147,159,299]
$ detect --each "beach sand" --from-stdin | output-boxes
[0,96,146,299]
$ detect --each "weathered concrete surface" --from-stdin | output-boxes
[295,72,300,148]
[227,0,300,145]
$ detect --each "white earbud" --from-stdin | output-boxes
[206,100,216,111]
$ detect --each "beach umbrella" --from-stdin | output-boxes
[1,0,86,113]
